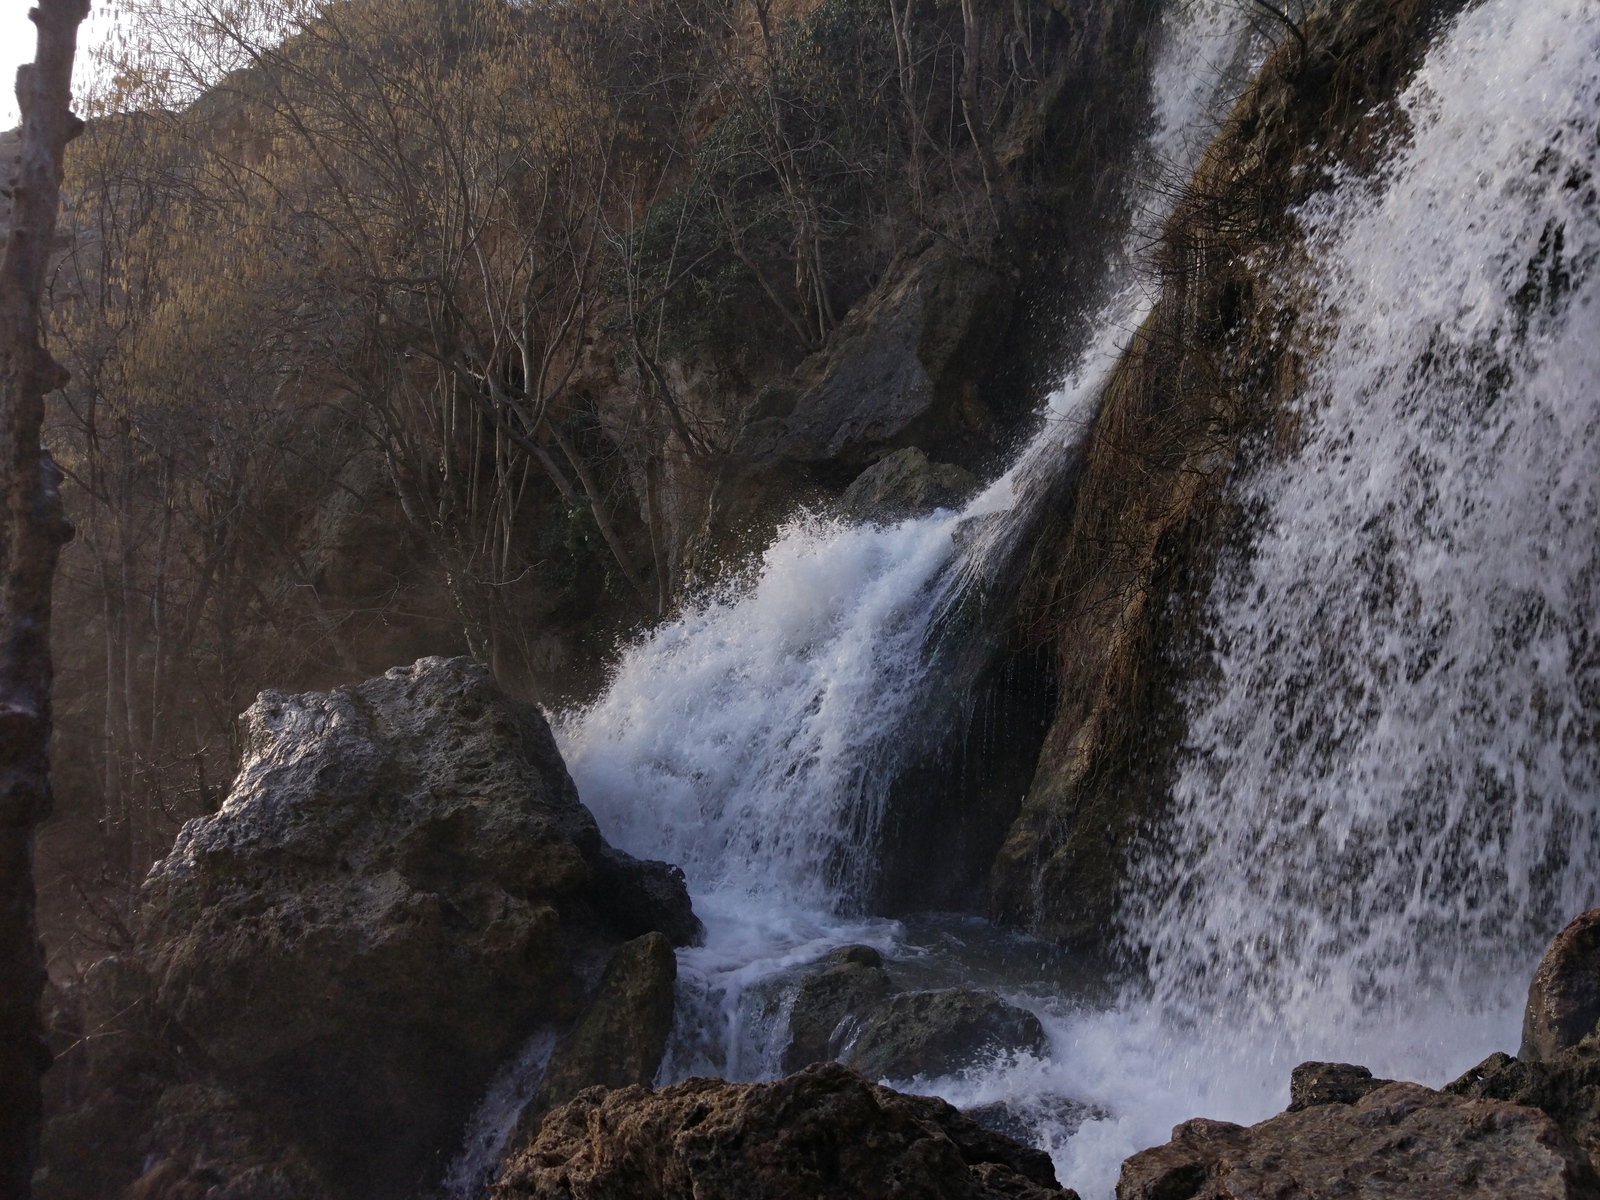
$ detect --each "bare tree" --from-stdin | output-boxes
[0,3,90,1196]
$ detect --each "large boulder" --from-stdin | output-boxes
[1525,910,1600,1062]
[493,1061,1079,1200]
[49,657,698,1200]
[1118,1078,1600,1200]
[1448,1037,1600,1171]
[842,988,1048,1082]
[781,945,893,1073]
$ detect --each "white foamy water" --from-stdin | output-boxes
[1033,1,1600,1195]
[553,0,1258,1099]
[542,3,1600,1200]
[1137,0,1600,1050]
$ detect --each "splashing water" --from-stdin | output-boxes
[1037,1,1600,1194]
[562,0,1258,910]
[1138,0,1600,1031]
[546,3,1600,1199]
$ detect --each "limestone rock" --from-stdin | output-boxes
[1525,910,1600,1062]
[493,1061,1079,1200]
[112,656,697,1199]
[516,932,678,1138]
[737,244,1009,469]
[840,448,979,522]
[843,988,1047,1081]
[1118,1081,1600,1200]
[1287,1061,1393,1111]
[781,945,893,1073]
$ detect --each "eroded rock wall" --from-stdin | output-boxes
[991,0,1464,949]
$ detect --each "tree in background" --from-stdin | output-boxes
[1,2,90,1196]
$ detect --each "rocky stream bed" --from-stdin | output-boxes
[34,660,1600,1200]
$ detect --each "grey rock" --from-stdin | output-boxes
[517,932,678,1139]
[963,1094,1103,1145]
[840,448,979,522]
[738,244,1008,468]
[781,945,893,1073]
[592,847,702,948]
[1524,909,1600,1062]
[126,656,697,1199]
[843,988,1047,1081]
[1287,1061,1393,1111]
[1118,1081,1600,1200]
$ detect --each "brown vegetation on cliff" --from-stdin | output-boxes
[36,0,1164,964]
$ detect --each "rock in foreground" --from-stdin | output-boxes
[780,945,1048,1082]
[1119,1077,1600,1200]
[46,657,699,1200]
[495,1062,1079,1200]
[1525,909,1600,1062]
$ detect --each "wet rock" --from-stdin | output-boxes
[1447,1036,1600,1169]
[1524,909,1600,1062]
[964,1094,1102,1145]
[843,988,1047,1081]
[493,1061,1079,1200]
[1118,1081,1600,1200]
[781,945,893,1073]
[593,847,702,948]
[516,932,678,1137]
[47,656,698,1200]
[1287,1061,1393,1111]
[840,448,979,522]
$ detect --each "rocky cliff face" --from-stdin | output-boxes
[990,0,1464,948]
[653,0,1167,585]
[39,657,698,1200]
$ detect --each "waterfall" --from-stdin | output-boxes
[550,0,1262,1142]
[1121,0,1600,1053]
[542,1,1600,1198]
[560,0,1259,913]
[1026,1,1600,1195]
[1133,0,1600,1037]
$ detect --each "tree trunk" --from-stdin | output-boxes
[0,4,89,1197]
[958,0,1008,228]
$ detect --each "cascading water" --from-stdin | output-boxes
[554,0,1260,1087]
[462,1,1600,1197]
[960,4,1600,1194]
[1136,0,1600,1034]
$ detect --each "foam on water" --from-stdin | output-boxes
[970,2,1600,1194]
[1133,0,1600,1055]
[543,3,1600,1199]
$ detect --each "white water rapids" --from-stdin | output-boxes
[457,2,1600,1197]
